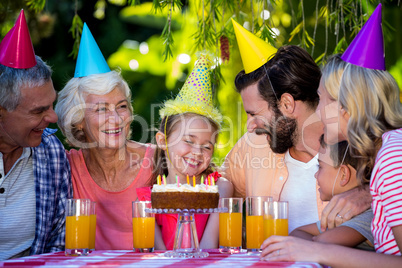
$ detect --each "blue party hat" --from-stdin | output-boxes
[74,23,111,77]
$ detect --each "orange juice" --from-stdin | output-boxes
[219,212,242,247]
[66,215,90,249]
[89,214,97,249]
[132,217,155,249]
[263,218,288,238]
[246,215,264,249]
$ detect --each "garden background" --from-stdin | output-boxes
[1,0,401,164]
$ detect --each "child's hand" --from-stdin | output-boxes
[260,236,321,263]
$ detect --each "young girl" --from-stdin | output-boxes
[137,55,233,250]
[260,4,402,266]
[291,138,374,251]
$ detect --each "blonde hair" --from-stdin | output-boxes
[322,55,402,183]
[149,113,219,186]
[55,71,133,148]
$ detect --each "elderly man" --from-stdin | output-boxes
[0,11,72,260]
[223,21,371,232]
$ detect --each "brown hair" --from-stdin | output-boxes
[148,113,219,186]
[235,45,321,113]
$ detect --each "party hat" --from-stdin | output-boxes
[231,18,277,74]
[74,23,111,77]
[159,54,222,126]
[0,10,36,69]
[341,4,385,70]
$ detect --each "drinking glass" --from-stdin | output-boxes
[89,201,96,251]
[246,196,273,252]
[65,199,91,256]
[263,201,289,239]
[219,197,243,253]
[132,201,155,253]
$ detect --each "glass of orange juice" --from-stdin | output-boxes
[246,196,273,252]
[263,201,288,239]
[219,197,243,254]
[65,199,91,256]
[132,201,155,253]
[89,201,96,252]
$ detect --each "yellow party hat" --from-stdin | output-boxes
[232,18,277,74]
[160,54,222,127]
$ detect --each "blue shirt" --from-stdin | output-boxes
[30,128,72,255]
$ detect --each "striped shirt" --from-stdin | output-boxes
[370,128,402,255]
[0,148,35,260]
[0,129,72,260]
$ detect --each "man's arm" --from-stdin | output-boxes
[320,184,371,231]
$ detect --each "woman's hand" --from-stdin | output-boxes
[260,236,321,263]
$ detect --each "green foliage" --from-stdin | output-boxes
[68,14,83,59]
[25,0,46,13]
[2,0,401,163]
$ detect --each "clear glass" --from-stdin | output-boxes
[219,197,243,254]
[89,201,96,251]
[132,201,155,253]
[65,199,91,256]
[263,201,289,239]
[245,196,273,252]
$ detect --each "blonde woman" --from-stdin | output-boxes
[260,5,402,266]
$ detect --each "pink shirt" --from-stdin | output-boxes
[67,145,154,250]
[371,128,402,255]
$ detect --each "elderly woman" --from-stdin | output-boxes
[55,70,154,250]
[55,24,155,250]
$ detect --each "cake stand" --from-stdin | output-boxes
[145,207,227,258]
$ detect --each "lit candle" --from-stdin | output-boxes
[193,175,196,187]
[187,174,190,185]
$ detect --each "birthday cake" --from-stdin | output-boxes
[151,183,219,210]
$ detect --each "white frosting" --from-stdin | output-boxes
[152,183,218,193]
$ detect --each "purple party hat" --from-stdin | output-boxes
[341,4,385,70]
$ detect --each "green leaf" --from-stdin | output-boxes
[314,52,326,65]
[288,21,303,42]
[25,0,46,13]
[68,14,83,59]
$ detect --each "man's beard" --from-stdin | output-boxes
[255,114,297,154]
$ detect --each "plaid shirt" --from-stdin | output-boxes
[30,128,72,255]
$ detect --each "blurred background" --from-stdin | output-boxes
[1,0,401,164]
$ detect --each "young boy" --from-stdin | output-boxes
[290,137,374,251]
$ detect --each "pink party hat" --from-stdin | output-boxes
[0,10,37,69]
[341,4,385,70]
